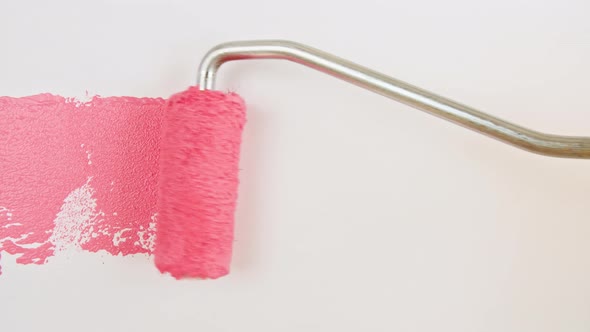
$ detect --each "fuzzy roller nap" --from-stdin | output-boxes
[155,87,246,279]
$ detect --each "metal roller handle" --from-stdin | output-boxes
[198,40,590,159]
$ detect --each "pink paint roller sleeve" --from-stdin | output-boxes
[155,87,246,279]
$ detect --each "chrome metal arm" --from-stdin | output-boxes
[198,40,590,158]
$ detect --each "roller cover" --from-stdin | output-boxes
[155,87,246,279]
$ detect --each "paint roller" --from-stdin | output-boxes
[155,40,590,279]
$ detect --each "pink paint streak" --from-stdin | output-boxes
[0,94,165,274]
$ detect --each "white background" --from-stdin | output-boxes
[1,0,590,331]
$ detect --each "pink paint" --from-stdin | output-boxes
[0,94,166,274]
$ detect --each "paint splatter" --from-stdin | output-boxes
[0,94,165,275]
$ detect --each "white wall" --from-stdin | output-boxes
[1,0,589,331]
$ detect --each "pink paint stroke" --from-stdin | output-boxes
[0,94,165,274]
